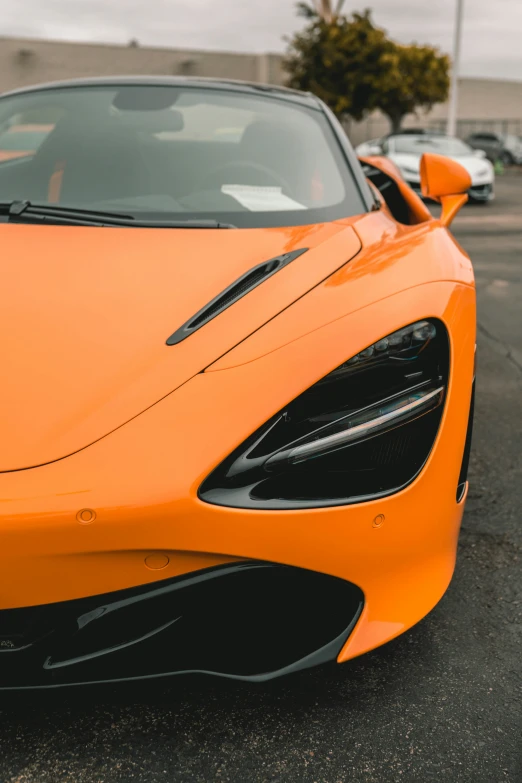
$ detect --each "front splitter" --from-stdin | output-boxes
[0,561,363,689]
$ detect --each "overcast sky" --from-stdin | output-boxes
[3,0,522,81]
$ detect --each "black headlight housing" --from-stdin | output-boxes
[199,319,450,509]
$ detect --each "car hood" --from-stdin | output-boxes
[388,152,493,181]
[0,221,361,471]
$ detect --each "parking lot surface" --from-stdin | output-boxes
[1,178,521,783]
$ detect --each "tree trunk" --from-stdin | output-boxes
[388,113,404,135]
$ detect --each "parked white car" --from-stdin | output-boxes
[356,133,495,203]
[355,137,385,157]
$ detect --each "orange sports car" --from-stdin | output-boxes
[0,78,475,688]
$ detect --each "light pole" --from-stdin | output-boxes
[447,0,464,137]
[314,0,346,23]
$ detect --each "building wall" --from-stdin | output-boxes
[348,78,522,144]
[0,37,285,93]
[2,36,522,143]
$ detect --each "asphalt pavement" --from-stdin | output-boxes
[1,178,521,783]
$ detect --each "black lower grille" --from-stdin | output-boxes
[0,562,363,689]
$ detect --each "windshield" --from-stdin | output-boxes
[0,126,53,151]
[389,135,473,156]
[0,84,365,228]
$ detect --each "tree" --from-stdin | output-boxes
[285,8,450,132]
[376,44,450,133]
[285,10,397,121]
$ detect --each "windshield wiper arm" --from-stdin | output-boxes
[5,200,136,225]
[1,201,236,228]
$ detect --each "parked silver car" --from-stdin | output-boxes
[466,131,522,165]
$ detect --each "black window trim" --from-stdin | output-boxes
[320,101,375,214]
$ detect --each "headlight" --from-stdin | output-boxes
[476,167,490,177]
[199,319,450,509]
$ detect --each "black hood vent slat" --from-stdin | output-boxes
[166,248,308,346]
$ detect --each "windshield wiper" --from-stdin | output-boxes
[0,201,236,228]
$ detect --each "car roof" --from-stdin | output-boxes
[0,75,321,110]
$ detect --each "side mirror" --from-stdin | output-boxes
[473,149,487,159]
[366,144,383,155]
[420,152,472,227]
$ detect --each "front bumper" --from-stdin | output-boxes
[468,183,494,201]
[0,561,363,688]
[0,279,475,686]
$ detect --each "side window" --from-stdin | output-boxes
[361,163,410,224]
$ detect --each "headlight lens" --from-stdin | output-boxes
[199,319,450,509]
[265,385,444,468]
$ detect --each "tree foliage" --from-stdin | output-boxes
[285,8,450,131]
[377,44,450,132]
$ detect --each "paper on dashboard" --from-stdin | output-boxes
[221,184,306,212]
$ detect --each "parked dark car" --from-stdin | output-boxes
[388,127,445,136]
[466,131,522,165]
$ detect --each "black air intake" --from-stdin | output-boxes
[166,248,308,345]
[0,562,363,688]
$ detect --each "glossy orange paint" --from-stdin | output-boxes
[0,144,475,661]
[420,152,472,227]
[210,210,473,370]
[359,154,433,224]
[420,152,472,199]
[0,165,476,665]
[0,221,360,472]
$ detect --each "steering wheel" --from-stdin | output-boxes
[204,160,294,196]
